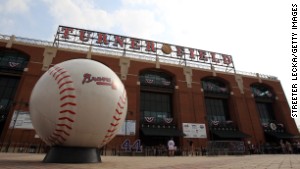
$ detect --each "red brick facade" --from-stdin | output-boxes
[0,34,298,153]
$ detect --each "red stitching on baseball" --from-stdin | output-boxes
[60,88,75,94]
[105,134,114,138]
[57,124,72,129]
[113,116,120,121]
[107,129,116,132]
[120,96,126,104]
[53,133,66,141]
[103,136,110,143]
[100,90,127,147]
[49,67,57,75]
[60,102,76,107]
[110,122,119,127]
[53,66,62,71]
[46,66,77,146]
[48,135,56,143]
[60,95,76,101]
[55,71,67,81]
[59,117,74,122]
[116,109,122,115]
[57,75,71,84]
[60,110,76,115]
[55,129,70,136]
[118,102,124,109]
[59,81,73,89]
[52,68,64,78]
[48,134,63,145]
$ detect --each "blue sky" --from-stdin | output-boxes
[0,0,299,126]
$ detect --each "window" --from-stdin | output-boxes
[205,98,229,121]
[139,70,174,124]
[201,78,229,99]
[251,84,275,123]
[202,78,228,94]
[256,102,275,124]
[140,92,172,123]
[0,49,28,136]
[202,77,231,123]
[0,48,29,73]
[251,84,274,99]
[139,71,173,88]
[0,76,20,135]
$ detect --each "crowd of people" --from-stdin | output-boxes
[142,139,206,156]
[248,140,300,154]
[113,138,300,156]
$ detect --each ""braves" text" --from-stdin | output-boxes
[82,73,112,86]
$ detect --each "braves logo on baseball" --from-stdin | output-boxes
[82,73,117,89]
[30,59,127,148]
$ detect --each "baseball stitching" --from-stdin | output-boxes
[44,66,77,146]
[100,90,127,147]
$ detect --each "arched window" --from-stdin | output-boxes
[201,77,230,122]
[202,78,229,97]
[139,70,173,124]
[250,84,274,102]
[0,48,29,74]
[0,48,29,136]
[139,71,173,89]
[251,84,275,124]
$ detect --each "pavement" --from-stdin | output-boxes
[0,153,300,169]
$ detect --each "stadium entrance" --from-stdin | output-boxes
[0,48,28,138]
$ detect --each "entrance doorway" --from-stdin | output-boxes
[0,75,20,136]
[140,134,179,156]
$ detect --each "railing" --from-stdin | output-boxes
[208,120,236,129]
[0,34,278,80]
[207,141,246,155]
[0,141,49,153]
[236,70,278,80]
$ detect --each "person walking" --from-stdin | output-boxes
[286,141,293,154]
[189,140,195,156]
[167,138,176,156]
[280,139,286,154]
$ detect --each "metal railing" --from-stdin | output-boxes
[207,141,246,155]
[0,141,49,153]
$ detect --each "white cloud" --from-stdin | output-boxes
[43,0,293,82]
[0,18,15,34]
[121,0,154,6]
[0,0,31,14]
[43,0,164,39]
[43,0,114,31]
[112,9,164,39]
[121,0,299,125]
[0,0,33,36]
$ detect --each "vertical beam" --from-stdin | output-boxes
[119,57,130,80]
[42,47,57,71]
[6,35,15,48]
[183,67,193,88]
[235,75,244,94]
[86,46,92,59]
[211,65,217,77]
[155,55,160,69]
[256,73,262,83]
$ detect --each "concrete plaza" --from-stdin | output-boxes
[0,153,299,169]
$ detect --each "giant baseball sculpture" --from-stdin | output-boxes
[30,59,127,163]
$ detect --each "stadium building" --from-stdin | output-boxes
[0,26,299,155]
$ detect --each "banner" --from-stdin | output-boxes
[9,111,34,129]
[144,116,155,123]
[117,120,136,135]
[182,123,207,138]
